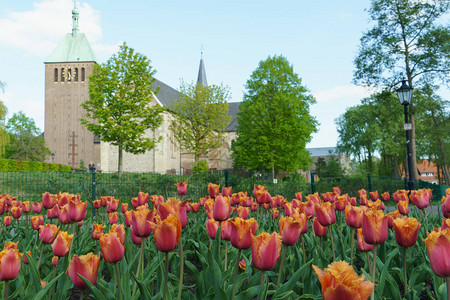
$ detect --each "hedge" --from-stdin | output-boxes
[0,158,71,171]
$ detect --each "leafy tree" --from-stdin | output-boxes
[4,112,50,161]
[80,43,165,174]
[169,82,231,164]
[232,55,318,176]
[0,82,8,156]
[353,0,450,180]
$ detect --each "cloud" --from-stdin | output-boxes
[0,0,114,58]
[313,85,371,104]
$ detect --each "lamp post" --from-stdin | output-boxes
[51,153,55,164]
[396,79,414,190]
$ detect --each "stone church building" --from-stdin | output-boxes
[44,1,238,173]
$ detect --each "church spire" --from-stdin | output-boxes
[197,51,208,87]
[72,0,80,36]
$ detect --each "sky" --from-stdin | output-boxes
[0,0,379,148]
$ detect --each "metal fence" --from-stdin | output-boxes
[0,170,447,204]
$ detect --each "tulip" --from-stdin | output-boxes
[443,194,450,212]
[68,200,87,222]
[57,193,69,207]
[107,198,119,213]
[59,205,72,225]
[204,198,214,219]
[333,186,341,195]
[360,195,369,206]
[152,214,182,253]
[121,203,129,213]
[130,226,142,245]
[123,210,132,227]
[222,186,232,197]
[229,218,258,250]
[393,190,409,203]
[410,188,431,209]
[108,212,119,224]
[381,192,390,201]
[189,202,200,213]
[158,198,189,228]
[10,206,22,219]
[221,220,232,241]
[137,192,149,206]
[313,217,327,237]
[393,217,420,248]
[131,197,139,209]
[345,206,364,228]
[279,216,302,246]
[312,260,374,300]
[93,200,101,209]
[206,219,219,240]
[32,202,42,214]
[251,232,282,271]
[208,183,220,198]
[52,256,59,267]
[39,224,60,244]
[176,182,188,196]
[398,200,409,215]
[255,190,271,204]
[239,259,246,271]
[3,241,18,250]
[91,224,105,240]
[52,231,74,257]
[250,202,258,212]
[47,204,60,219]
[387,210,401,228]
[30,215,44,230]
[3,216,11,227]
[0,248,22,281]
[334,195,348,212]
[369,191,379,201]
[110,224,126,244]
[362,209,388,245]
[356,228,373,252]
[295,192,303,201]
[213,196,231,221]
[314,202,336,226]
[22,250,32,265]
[424,228,450,278]
[21,201,31,213]
[100,232,125,263]
[0,198,5,215]
[42,192,57,209]
[66,253,100,289]
[271,208,279,219]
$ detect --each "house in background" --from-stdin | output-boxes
[307,147,350,173]
[416,159,441,184]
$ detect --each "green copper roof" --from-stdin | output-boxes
[45,32,97,63]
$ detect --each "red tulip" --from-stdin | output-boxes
[108,212,118,224]
[52,256,58,267]
[0,248,22,281]
[91,224,105,240]
[190,202,200,213]
[158,198,189,228]
[362,209,388,245]
[100,232,125,263]
[206,219,219,239]
[229,217,258,250]
[393,190,409,203]
[137,192,149,206]
[23,250,32,265]
[3,216,11,227]
[32,202,42,213]
[222,186,232,197]
[356,228,373,252]
[314,202,336,226]
[39,224,60,244]
[52,231,74,257]
[221,220,232,241]
[255,190,271,204]
[68,200,87,222]
[10,206,22,219]
[107,198,119,213]
[121,203,129,213]
[381,192,390,201]
[251,232,282,271]
[295,192,303,201]
[313,217,327,237]
[393,217,420,247]
[212,196,231,221]
[237,206,249,220]
[387,210,401,228]
[333,186,341,195]
[93,200,101,209]
[130,226,142,245]
[369,191,379,201]
[208,183,220,198]
[30,215,44,230]
[152,214,182,252]
[410,188,431,209]
[424,228,450,278]
[42,192,57,209]
[110,224,126,244]
[66,253,100,289]
[132,209,155,238]
[398,200,409,215]
[0,198,5,215]
[21,201,31,213]
[176,182,188,196]
[345,206,364,228]
[279,216,302,246]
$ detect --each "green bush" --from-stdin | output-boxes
[0,158,71,171]
[192,160,209,175]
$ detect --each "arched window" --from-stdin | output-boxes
[81,68,85,81]
[74,68,79,82]
[54,68,58,82]
[61,68,65,82]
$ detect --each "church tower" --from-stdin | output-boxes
[44,0,99,168]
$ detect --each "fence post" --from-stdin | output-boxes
[91,169,96,217]
[367,173,372,192]
[225,169,229,187]
[310,172,315,194]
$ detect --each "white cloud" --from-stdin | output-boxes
[313,85,371,104]
[0,0,113,58]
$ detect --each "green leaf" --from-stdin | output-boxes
[32,272,64,300]
[273,258,312,299]
[77,274,108,300]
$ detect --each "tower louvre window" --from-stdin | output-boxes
[54,68,58,82]
[81,68,85,81]
[74,68,78,82]
[61,68,65,82]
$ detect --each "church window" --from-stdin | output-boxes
[74,68,79,82]
[81,68,85,81]
[54,68,58,82]
[61,68,65,82]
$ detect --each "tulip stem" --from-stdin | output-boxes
[4,280,8,300]
[132,239,145,296]
[446,278,450,300]
[371,245,378,300]
[329,226,336,261]
[115,262,122,300]
[231,249,241,300]
[224,242,228,271]
[277,245,287,288]
[260,271,265,291]
[366,252,371,274]
[68,223,76,259]
[423,209,429,232]
[37,246,44,270]
[403,247,407,295]
[177,239,184,300]
[301,235,306,261]
[350,229,355,265]
[163,252,169,300]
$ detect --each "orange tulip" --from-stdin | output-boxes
[362,209,388,245]
[313,260,374,300]
[176,182,188,196]
[190,202,200,213]
[131,209,155,238]
[68,200,87,222]
[10,206,22,219]
[206,219,219,239]
[212,196,231,221]
[356,228,373,252]
[0,248,22,281]
[66,253,100,289]
[137,192,149,206]
[42,192,57,209]
[152,214,182,252]
[91,224,105,240]
[158,198,189,228]
[295,192,303,201]
[398,200,409,215]
[208,183,220,198]
[229,217,258,250]
[393,217,420,247]
[314,202,336,226]
[393,190,409,203]
[387,210,401,228]
[0,198,5,215]
[110,224,126,244]
[369,191,379,201]
[255,190,272,204]
[30,215,44,230]
[222,186,232,197]
[271,208,279,219]
[333,186,341,195]
[108,212,118,224]
[381,192,390,201]
[21,201,31,213]
[279,216,302,246]
[313,217,328,237]
[39,224,60,244]
[100,232,125,263]
[345,206,364,228]
[251,232,282,271]
[52,256,59,267]
[52,231,74,257]
[424,228,450,278]
[334,195,348,212]
[3,241,18,251]
[121,203,129,213]
[410,188,431,209]
[130,226,142,245]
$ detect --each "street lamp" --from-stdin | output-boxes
[396,79,414,190]
[51,153,55,163]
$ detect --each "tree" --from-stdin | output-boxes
[80,43,165,174]
[232,55,318,176]
[0,82,9,157]
[353,0,450,181]
[4,112,50,161]
[169,82,231,165]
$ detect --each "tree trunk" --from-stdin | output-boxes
[409,113,419,181]
[392,156,401,179]
[118,144,123,175]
